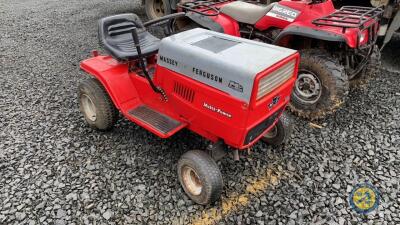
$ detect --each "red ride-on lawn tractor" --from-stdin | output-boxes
[78,13,299,204]
[173,0,384,119]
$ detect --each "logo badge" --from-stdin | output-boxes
[203,102,232,118]
[349,183,380,214]
[228,80,244,93]
[266,4,300,22]
[268,96,280,109]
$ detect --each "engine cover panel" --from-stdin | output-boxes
[157,28,296,103]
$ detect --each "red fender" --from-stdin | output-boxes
[80,55,140,111]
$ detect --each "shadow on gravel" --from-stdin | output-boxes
[382,34,400,73]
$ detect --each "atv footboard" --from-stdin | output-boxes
[312,6,383,49]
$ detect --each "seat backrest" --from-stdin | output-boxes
[98,13,145,47]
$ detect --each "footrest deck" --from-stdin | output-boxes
[128,105,185,136]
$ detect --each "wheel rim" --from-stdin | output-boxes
[264,125,277,139]
[81,94,97,122]
[152,0,165,18]
[293,70,322,105]
[182,166,203,196]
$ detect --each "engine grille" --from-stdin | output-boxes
[257,59,296,100]
[173,82,195,103]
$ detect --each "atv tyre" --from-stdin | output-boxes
[261,111,293,146]
[78,78,119,131]
[289,49,349,120]
[145,0,171,20]
[178,150,223,205]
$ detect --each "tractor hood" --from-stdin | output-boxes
[157,28,296,103]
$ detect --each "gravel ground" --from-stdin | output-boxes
[1,0,399,224]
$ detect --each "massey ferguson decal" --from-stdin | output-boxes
[266,4,300,22]
[203,102,232,118]
[193,67,223,84]
[159,55,178,67]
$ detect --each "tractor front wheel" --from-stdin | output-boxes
[289,49,349,120]
[261,111,293,146]
[78,78,119,131]
[177,150,223,205]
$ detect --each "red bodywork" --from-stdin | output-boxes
[81,52,299,150]
[189,0,380,48]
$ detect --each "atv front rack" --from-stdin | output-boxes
[313,6,384,48]
[313,6,383,31]
[177,0,234,16]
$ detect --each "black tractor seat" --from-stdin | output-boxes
[98,14,160,61]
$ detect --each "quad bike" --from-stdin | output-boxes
[171,0,384,119]
[78,13,299,204]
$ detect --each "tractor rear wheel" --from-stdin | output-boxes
[289,49,349,120]
[261,111,293,146]
[78,78,119,131]
[177,150,223,205]
[145,0,171,20]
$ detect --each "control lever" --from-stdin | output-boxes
[131,28,167,101]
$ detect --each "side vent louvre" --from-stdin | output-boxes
[173,82,195,103]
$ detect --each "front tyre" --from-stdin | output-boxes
[261,111,293,146]
[289,49,349,120]
[78,78,119,131]
[177,150,223,205]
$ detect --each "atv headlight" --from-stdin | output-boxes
[359,30,369,45]
[257,59,296,100]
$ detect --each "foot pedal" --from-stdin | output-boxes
[128,105,184,135]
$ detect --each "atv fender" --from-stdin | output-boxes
[80,55,139,111]
[273,26,347,47]
[187,13,241,36]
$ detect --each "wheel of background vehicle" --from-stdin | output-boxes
[177,150,223,205]
[354,45,381,80]
[78,78,119,131]
[261,111,293,146]
[289,49,349,120]
[145,0,171,20]
[165,16,202,36]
